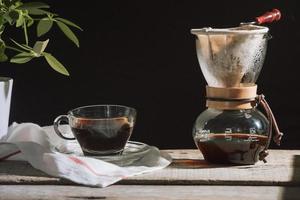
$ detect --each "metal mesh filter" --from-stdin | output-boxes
[191,25,269,87]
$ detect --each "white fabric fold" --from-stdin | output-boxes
[0,123,171,187]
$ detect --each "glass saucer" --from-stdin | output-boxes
[55,141,151,166]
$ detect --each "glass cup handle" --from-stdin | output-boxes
[53,115,75,140]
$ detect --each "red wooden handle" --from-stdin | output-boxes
[256,9,281,24]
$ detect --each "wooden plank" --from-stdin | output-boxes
[0,150,299,186]
[0,185,299,200]
[0,161,71,185]
[122,150,300,186]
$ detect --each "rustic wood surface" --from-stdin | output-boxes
[0,150,299,186]
[123,149,300,186]
[1,149,300,200]
[0,185,299,200]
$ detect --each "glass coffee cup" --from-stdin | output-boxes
[53,105,137,156]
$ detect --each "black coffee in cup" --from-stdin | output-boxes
[71,118,133,155]
[54,105,136,156]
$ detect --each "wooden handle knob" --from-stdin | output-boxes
[256,9,281,25]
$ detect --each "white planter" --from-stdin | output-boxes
[0,77,13,140]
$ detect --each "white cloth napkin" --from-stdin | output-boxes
[0,123,171,187]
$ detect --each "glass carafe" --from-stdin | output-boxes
[193,108,269,164]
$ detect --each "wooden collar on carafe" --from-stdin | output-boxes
[206,85,257,110]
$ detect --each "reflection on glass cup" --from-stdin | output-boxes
[54,105,137,156]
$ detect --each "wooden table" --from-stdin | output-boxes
[0,149,299,200]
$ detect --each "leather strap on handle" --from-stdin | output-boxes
[256,94,283,163]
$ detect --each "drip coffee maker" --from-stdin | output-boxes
[191,10,283,165]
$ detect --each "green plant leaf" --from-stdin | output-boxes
[10,52,34,63]
[17,2,49,10]
[0,52,8,62]
[27,17,34,27]
[27,8,51,15]
[3,0,20,7]
[55,17,83,31]
[23,22,28,45]
[56,21,79,47]
[8,10,19,20]
[37,18,53,37]
[33,39,49,55]
[44,53,69,76]
[22,44,32,49]
[10,38,32,51]
[3,13,14,24]
[16,13,24,27]
[0,39,8,62]
[0,25,5,34]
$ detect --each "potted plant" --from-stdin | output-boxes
[0,0,82,139]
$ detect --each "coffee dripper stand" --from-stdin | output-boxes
[191,9,283,165]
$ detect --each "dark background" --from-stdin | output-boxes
[1,0,299,149]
